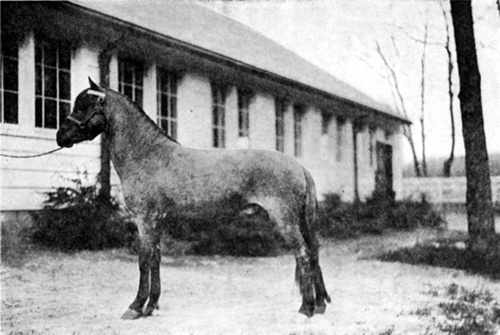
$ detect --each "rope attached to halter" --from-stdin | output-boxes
[0,147,63,158]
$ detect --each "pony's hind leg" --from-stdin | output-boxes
[311,248,331,314]
[294,245,316,318]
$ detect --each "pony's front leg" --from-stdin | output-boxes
[143,242,161,316]
[121,221,161,320]
[121,238,153,320]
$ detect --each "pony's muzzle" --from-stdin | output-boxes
[56,129,74,148]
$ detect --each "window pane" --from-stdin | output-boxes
[44,43,57,67]
[160,95,169,117]
[160,119,168,131]
[59,71,70,100]
[59,102,70,126]
[44,99,57,129]
[135,66,144,86]
[135,88,143,107]
[35,65,42,95]
[2,36,18,58]
[170,96,177,118]
[35,98,43,127]
[212,106,219,126]
[123,85,132,100]
[44,67,57,98]
[35,42,42,64]
[123,64,133,84]
[3,58,18,91]
[213,128,219,148]
[4,91,18,124]
[171,121,177,140]
[59,47,71,70]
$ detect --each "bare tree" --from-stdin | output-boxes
[419,21,429,177]
[374,41,422,177]
[450,0,496,251]
[441,2,456,177]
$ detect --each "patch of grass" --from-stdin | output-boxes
[376,234,500,279]
[420,284,500,335]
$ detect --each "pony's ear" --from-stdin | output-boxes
[88,77,101,91]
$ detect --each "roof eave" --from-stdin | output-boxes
[65,1,410,125]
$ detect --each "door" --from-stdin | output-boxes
[375,142,393,199]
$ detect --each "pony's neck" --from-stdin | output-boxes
[103,89,178,173]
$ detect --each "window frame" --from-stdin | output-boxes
[237,88,251,138]
[118,57,144,108]
[0,30,19,124]
[157,68,178,140]
[293,104,304,157]
[34,34,71,129]
[275,98,286,153]
[211,83,226,148]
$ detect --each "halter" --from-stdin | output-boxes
[67,90,106,129]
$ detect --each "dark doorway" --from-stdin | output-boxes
[375,142,393,199]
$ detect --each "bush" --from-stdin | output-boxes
[30,177,136,251]
[167,204,288,257]
[318,192,444,239]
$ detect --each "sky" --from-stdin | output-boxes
[199,0,500,164]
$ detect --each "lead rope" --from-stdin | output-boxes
[0,147,63,158]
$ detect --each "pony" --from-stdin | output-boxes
[56,78,330,320]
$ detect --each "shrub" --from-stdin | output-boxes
[167,204,288,257]
[318,192,444,239]
[30,177,136,251]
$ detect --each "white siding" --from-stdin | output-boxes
[1,40,405,210]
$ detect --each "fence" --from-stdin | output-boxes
[402,176,500,204]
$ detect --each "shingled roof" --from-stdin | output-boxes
[70,0,407,122]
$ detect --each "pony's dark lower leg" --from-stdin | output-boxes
[295,246,315,318]
[310,249,331,314]
[121,240,153,320]
[144,243,161,316]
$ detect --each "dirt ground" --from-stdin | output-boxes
[2,223,500,335]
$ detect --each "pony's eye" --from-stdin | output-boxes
[97,97,104,103]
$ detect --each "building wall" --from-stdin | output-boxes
[1,34,404,211]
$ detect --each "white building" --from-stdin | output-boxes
[0,1,409,215]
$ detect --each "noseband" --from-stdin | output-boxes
[67,90,106,129]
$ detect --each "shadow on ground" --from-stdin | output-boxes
[376,231,500,280]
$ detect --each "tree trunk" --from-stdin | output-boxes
[98,51,111,202]
[450,0,495,251]
[420,22,428,177]
[441,2,456,178]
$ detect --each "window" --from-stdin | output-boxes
[211,83,226,148]
[321,112,331,135]
[369,125,376,166]
[157,69,177,140]
[35,35,71,129]
[237,89,251,138]
[293,104,304,157]
[1,31,18,124]
[275,99,286,152]
[336,116,345,162]
[118,57,143,107]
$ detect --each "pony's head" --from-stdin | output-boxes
[56,78,107,148]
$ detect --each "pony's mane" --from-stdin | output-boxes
[108,89,181,145]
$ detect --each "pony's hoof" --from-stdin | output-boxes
[299,305,314,318]
[121,309,142,320]
[315,304,326,314]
